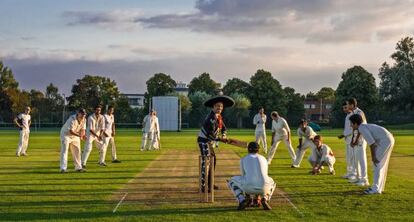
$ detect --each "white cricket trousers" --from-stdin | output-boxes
[141,132,156,150]
[255,130,267,153]
[81,136,104,166]
[346,143,357,178]
[100,136,117,163]
[308,155,336,171]
[353,142,368,182]
[227,176,276,201]
[371,138,394,193]
[16,129,30,155]
[267,135,296,163]
[60,135,82,170]
[293,139,314,167]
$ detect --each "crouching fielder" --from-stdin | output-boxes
[227,142,275,211]
[349,114,395,195]
[308,135,336,175]
[60,109,87,173]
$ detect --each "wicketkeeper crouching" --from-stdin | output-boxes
[227,142,276,210]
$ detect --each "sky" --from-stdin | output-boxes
[1,0,414,95]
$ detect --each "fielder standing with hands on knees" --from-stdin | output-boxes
[197,93,234,193]
[59,108,87,173]
[349,114,395,195]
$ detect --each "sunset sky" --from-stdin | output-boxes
[1,0,414,94]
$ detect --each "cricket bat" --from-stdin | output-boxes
[219,138,248,148]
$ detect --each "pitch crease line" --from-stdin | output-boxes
[113,192,128,213]
[280,192,304,217]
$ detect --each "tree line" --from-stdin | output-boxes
[1,36,413,128]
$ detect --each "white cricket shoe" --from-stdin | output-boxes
[356,180,370,186]
[342,174,350,179]
[363,188,380,195]
[348,178,359,183]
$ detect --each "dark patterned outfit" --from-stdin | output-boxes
[197,111,227,191]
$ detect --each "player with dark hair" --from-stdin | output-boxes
[227,142,275,210]
[292,119,317,168]
[349,114,394,194]
[81,105,105,167]
[197,94,234,193]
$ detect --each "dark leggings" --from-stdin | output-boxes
[198,141,216,190]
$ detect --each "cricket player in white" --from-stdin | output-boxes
[338,102,357,180]
[292,119,317,168]
[308,135,336,175]
[141,109,160,151]
[60,109,87,173]
[14,106,31,157]
[227,142,275,210]
[253,107,267,154]
[347,98,369,186]
[100,106,121,165]
[81,105,105,167]
[267,111,296,165]
[349,114,395,194]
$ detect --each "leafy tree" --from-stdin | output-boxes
[331,66,379,127]
[144,73,177,112]
[114,95,136,124]
[0,61,27,122]
[188,91,211,127]
[316,87,335,100]
[222,78,251,96]
[305,92,318,99]
[0,61,18,90]
[223,93,251,128]
[67,75,120,112]
[248,69,287,124]
[284,87,305,125]
[188,73,220,95]
[379,37,414,113]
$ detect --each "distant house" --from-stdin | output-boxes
[304,98,333,123]
[175,81,189,96]
[122,93,145,109]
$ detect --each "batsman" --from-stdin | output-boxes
[197,94,235,193]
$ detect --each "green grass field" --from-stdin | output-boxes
[0,128,413,221]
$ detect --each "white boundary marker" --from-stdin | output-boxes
[113,192,128,213]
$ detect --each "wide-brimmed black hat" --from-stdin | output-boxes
[204,95,235,108]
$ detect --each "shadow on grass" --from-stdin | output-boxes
[1,206,237,221]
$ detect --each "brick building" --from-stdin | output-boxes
[304,98,334,123]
